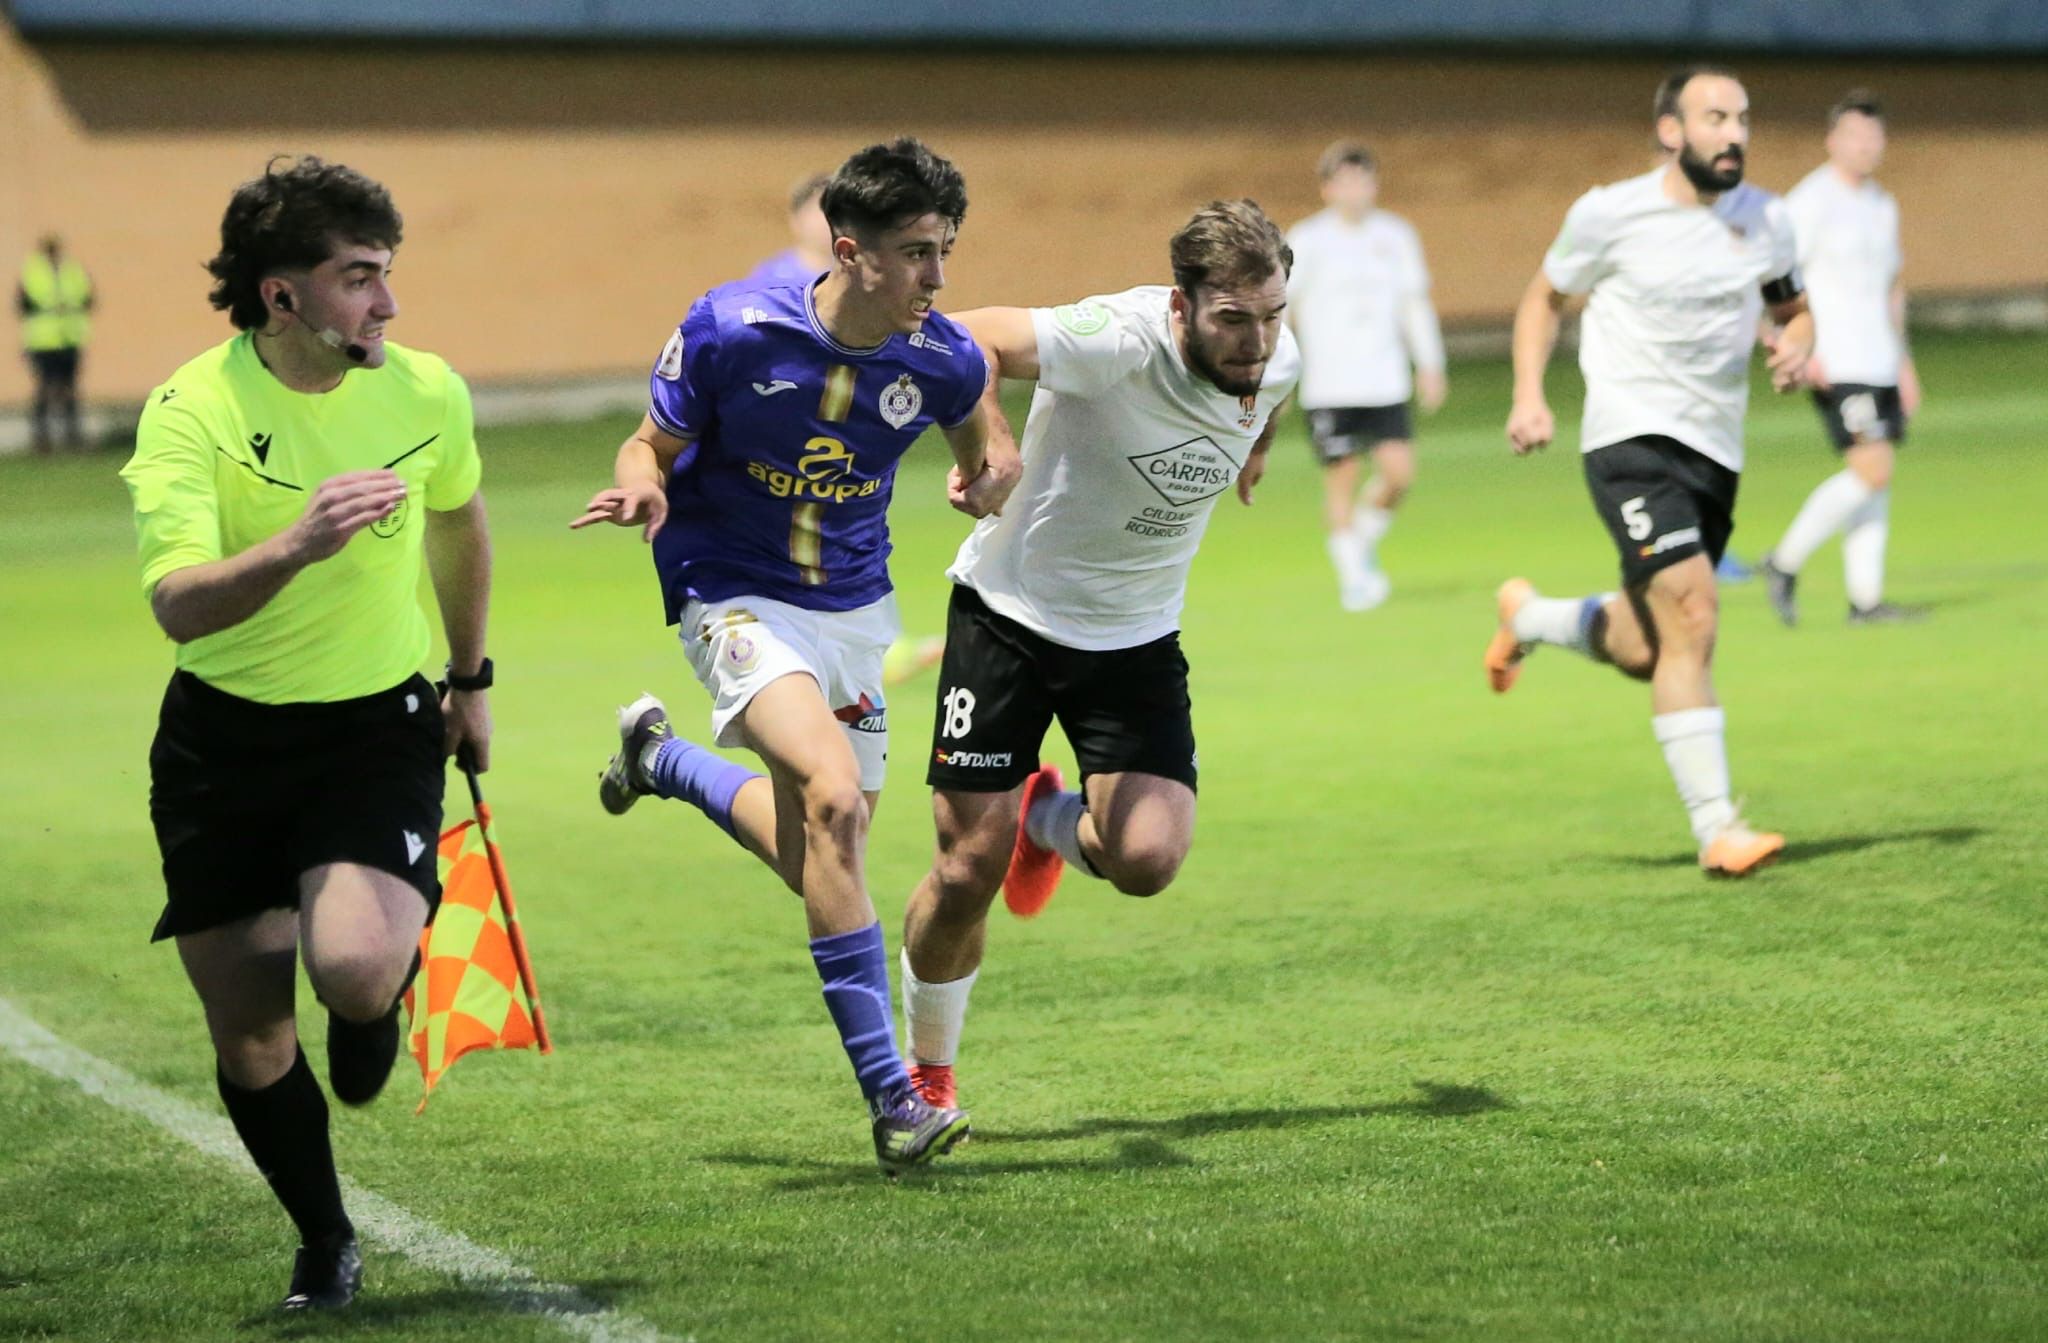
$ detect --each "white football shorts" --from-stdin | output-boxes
[677,592,897,791]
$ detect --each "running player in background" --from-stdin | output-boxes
[572,138,1016,1173]
[1285,142,1445,611]
[1484,66,1811,877]
[895,200,1300,1110]
[1760,90,1923,626]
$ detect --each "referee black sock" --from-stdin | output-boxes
[217,1047,353,1248]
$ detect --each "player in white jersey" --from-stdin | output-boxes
[1483,65,1814,877]
[888,201,1300,1109]
[1760,91,1922,626]
[1286,142,1446,610]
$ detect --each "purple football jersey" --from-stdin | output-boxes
[647,279,986,620]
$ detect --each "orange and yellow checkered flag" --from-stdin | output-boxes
[403,770,552,1112]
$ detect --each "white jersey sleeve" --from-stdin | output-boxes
[1396,222,1445,373]
[1544,188,1615,296]
[1787,176,1825,270]
[1030,298,1156,398]
[1763,196,1801,288]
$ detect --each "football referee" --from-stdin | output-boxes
[118,156,492,1313]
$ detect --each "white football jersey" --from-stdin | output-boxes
[1544,167,1799,473]
[948,286,1300,651]
[1285,208,1443,410]
[1788,165,1903,387]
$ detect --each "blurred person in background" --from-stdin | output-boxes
[18,233,94,452]
[1484,65,1812,878]
[1760,90,1923,626]
[1286,143,1445,611]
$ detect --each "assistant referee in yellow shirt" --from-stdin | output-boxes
[119,156,493,1314]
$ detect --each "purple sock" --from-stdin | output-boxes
[647,736,758,840]
[809,922,911,1103]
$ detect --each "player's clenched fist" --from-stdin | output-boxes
[1506,399,1555,455]
[287,469,406,562]
[570,482,669,541]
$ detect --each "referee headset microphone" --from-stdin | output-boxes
[273,289,368,363]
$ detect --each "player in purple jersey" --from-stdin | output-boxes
[572,138,1019,1174]
[743,170,948,686]
[742,171,832,291]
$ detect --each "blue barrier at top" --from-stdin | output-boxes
[12,0,2048,54]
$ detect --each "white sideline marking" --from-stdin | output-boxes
[0,995,680,1343]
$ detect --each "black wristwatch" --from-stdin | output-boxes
[444,657,493,692]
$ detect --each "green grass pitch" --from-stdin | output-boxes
[1,330,2043,1340]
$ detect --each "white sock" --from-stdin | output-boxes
[1652,707,1737,846]
[1326,531,1367,585]
[899,948,977,1067]
[1026,787,1098,877]
[1513,593,1611,656]
[1842,488,1890,611]
[1774,469,1875,574]
[1352,503,1393,564]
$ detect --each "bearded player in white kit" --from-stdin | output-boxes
[1759,90,1922,627]
[1286,142,1447,611]
[1483,65,1813,877]
[889,201,1300,1108]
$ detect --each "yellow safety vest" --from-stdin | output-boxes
[20,253,92,352]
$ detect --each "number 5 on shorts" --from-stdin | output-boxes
[1621,495,1653,542]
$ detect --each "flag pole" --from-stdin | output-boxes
[461,759,553,1053]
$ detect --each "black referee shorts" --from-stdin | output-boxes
[147,671,446,941]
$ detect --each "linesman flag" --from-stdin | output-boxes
[404,764,553,1112]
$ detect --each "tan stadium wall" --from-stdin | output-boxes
[5,22,2046,405]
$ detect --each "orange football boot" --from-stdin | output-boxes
[1700,823,1786,877]
[1485,577,1538,694]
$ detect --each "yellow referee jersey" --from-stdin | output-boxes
[120,333,481,704]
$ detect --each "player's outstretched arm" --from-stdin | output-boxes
[1506,271,1566,455]
[569,414,688,541]
[949,308,1038,519]
[944,396,1019,519]
[150,469,407,643]
[955,306,1041,383]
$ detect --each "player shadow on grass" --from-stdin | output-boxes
[247,1278,647,1336]
[706,1082,1507,1191]
[1606,824,1986,869]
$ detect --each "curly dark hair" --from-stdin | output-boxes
[819,137,967,242]
[205,155,403,330]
